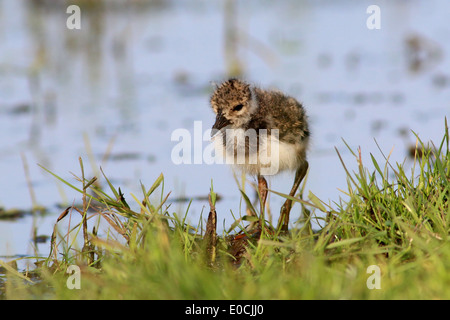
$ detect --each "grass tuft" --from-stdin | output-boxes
[1,119,449,299]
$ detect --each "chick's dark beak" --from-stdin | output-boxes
[211,111,231,137]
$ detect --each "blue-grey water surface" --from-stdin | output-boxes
[0,0,449,258]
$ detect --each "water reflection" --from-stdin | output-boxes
[0,0,449,256]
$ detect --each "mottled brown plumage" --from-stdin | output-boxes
[210,79,310,232]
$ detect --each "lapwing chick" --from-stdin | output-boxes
[210,78,310,232]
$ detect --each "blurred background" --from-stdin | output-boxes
[0,0,449,257]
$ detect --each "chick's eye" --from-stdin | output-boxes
[233,104,244,112]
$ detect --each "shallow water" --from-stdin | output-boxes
[0,0,449,257]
